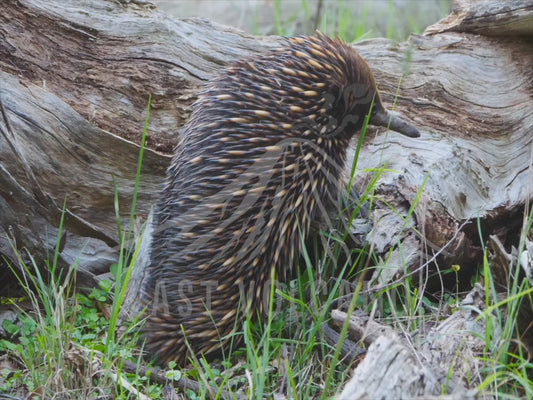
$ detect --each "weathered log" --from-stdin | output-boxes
[352,10,533,284]
[332,285,487,398]
[2,0,531,292]
[0,70,168,287]
[425,0,533,36]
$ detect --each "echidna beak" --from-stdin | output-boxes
[370,107,420,138]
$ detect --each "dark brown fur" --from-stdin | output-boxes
[141,33,419,365]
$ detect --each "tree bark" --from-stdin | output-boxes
[2,0,531,291]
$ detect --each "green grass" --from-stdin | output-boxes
[474,209,533,398]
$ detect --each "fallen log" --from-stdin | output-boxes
[2,0,531,292]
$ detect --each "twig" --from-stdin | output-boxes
[122,360,247,400]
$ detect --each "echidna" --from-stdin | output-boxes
[141,33,420,365]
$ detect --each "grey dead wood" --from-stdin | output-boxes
[0,0,532,396]
[425,0,533,36]
[332,285,486,398]
[333,234,533,398]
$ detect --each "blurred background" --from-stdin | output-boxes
[154,0,452,42]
